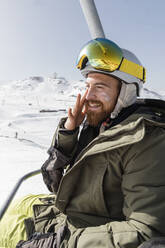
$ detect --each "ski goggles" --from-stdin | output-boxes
[76,38,146,82]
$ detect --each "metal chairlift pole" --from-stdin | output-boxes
[79,0,105,39]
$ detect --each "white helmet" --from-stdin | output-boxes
[77,38,146,95]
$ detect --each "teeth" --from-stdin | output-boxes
[88,103,100,107]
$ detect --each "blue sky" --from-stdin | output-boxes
[0,0,165,90]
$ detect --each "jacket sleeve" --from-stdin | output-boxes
[69,221,148,248]
[41,117,79,193]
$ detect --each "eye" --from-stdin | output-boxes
[96,85,104,89]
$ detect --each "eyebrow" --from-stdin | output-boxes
[85,81,110,87]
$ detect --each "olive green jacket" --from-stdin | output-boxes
[39,99,165,248]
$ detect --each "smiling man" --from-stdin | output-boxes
[64,73,121,130]
[21,38,165,248]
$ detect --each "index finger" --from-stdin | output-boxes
[80,89,88,105]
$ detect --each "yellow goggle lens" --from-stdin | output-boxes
[76,38,123,72]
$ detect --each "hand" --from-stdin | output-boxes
[64,90,88,130]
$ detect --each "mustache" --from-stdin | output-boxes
[85,100,102,106]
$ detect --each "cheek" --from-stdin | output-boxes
[97,92,111,102]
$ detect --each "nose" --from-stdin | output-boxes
[86,87,96,101]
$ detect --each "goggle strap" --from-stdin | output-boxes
[119,58,145,82]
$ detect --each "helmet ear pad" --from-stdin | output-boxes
[111,81,137,119]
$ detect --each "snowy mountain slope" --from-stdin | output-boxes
[0,76,85,208]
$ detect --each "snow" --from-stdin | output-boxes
[0,75,165,211]
[0,75,85,210]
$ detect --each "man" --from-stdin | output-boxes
[34,38,165,247]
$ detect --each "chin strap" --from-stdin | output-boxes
[111,82,137,119]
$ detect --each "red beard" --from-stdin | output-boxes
[85,101,110,127]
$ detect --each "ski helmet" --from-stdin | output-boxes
[76,38,146,96]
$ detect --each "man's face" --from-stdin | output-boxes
[85,72,121,126]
